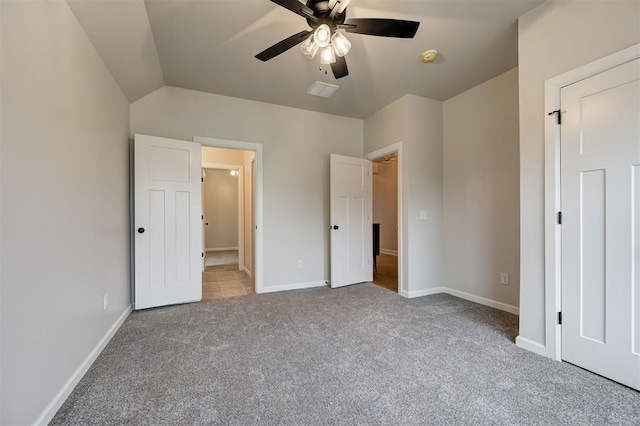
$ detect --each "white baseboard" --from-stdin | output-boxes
[34,306,132,426]
[401,287,447,299]
[258,280,328,294]
[442,288,520,315]
[379,248,398,256]
[398,286,519,315]
[205,247,238,252]
[516,336,548,357]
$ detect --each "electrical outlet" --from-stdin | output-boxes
[297,260,303,269]
[103,293,109,310]
[500,273,509,285]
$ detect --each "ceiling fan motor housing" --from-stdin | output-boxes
[306,0,346,29]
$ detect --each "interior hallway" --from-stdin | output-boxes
[373,253,398,293]
[202,258,254,300]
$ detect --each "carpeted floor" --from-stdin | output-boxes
[51,283,639,425]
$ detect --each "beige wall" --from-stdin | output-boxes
[518,0,640,347]
[203,169,239,249]
[406,95,444,294]
[202,145,245,165]
[131,86,363,289]
[373,161,398,252]
[364,95,443,296]
[443,67,520,308]
[0,1,131,424]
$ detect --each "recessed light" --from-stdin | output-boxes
[421,49,438,63]
[306,81,340,98]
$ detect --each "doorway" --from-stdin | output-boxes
[201,146,256,300]
[371,152,399,293]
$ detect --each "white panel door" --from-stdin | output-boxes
[134,134,202,310]
[330,154,372,288]
[561,59,640,390]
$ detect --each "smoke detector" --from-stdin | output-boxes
[421,49,438,63]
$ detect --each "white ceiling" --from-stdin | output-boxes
[69,0,543,119]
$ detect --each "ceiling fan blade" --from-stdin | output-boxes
[344,18,420,38]
[270,0,317,21]
[255,30,312,62]
[331,56,349,79]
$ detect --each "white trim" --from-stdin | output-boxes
[205,247,238,252]
[195,137,264,294]
[258,280,328,294]
[402,287,446,299]
[202,162,245,271]
[443,287,519,315]
[400,286,519,315]
[543,43,640,361]
[364,142,404,296]
[515,336,548,357]
[379,248,398,256]
[33,306,131,426]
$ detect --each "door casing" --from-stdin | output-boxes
[364,142,404,295]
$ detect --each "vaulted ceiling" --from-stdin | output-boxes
[68,0,543,119]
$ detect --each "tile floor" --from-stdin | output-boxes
[202,253,393,300]
[372,253,398,293]
[202,263,254,301]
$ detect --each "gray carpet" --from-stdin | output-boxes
[51,283,639,425]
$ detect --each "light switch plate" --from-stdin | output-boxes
[419,211,428,220]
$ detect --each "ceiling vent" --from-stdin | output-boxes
[306,81,339,98]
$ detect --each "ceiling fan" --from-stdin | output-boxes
[255,0,420,79]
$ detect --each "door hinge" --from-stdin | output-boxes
[548,109,562,125]
[201,215,204,220]
[557,312,562,325]
[557,211,562,225]
[201,252,204,258]
[201,177,204,182]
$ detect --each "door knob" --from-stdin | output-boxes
[332,225,339,230]
[137,227,145,234]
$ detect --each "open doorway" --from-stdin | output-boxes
[372,152,399,293]
[202,168,240,268]
[201,146,256,300]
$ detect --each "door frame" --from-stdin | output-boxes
[195,136,264,293]
[364,142,404,296]
[202,162,245,271]
[543,43,640,361]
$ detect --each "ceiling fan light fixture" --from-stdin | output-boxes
[319,45,336,64]
[331,31,351,57]
[300,35,319,59]
[314,24,332,48]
